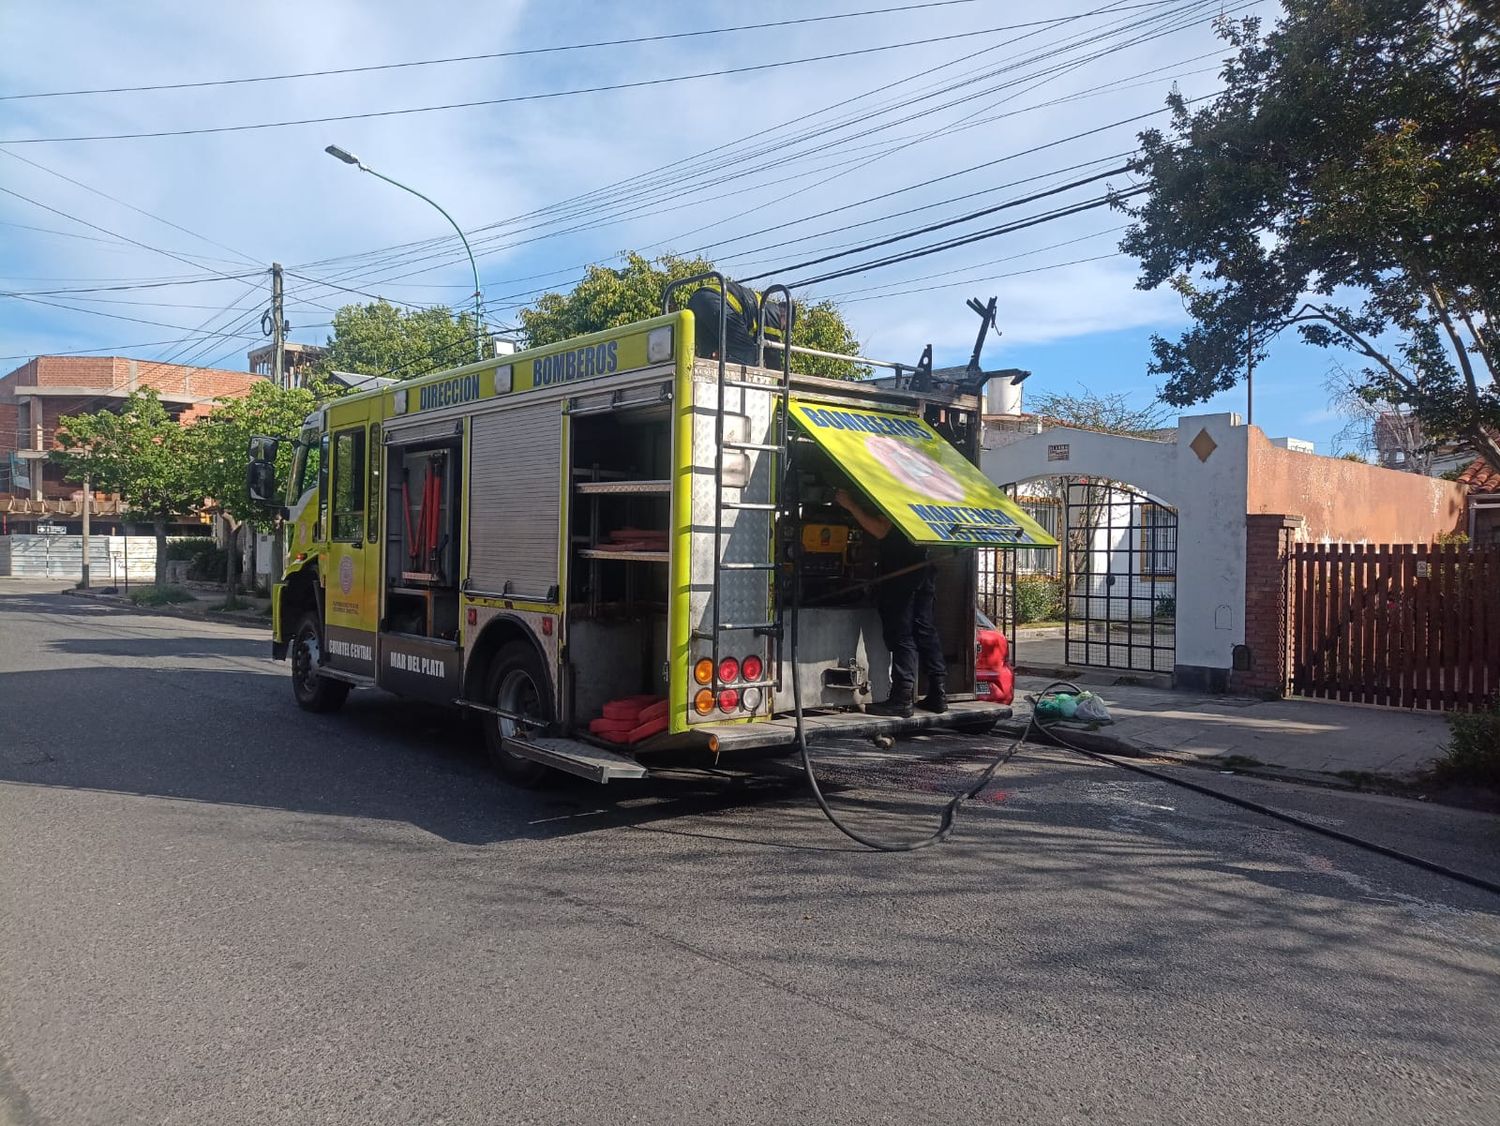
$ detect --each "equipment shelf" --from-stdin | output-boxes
[574,479,672,496]
[577,548,670,563]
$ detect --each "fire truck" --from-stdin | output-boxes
[247,276,1054,785]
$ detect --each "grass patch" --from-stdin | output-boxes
[1215,754,1266,771]
[127,584,196,607]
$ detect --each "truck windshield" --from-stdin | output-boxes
[288,431,322,503]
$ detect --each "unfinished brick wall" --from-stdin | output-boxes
[1232,514,1304,696]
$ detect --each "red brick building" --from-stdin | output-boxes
[0,355,262,531]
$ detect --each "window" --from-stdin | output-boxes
[1015,497,1059,575]
[366,423,381,541]
[1139,503,1176,577]
[332,427,366,541]
[291,431,321,501]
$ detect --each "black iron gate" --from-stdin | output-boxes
[1063,480,1176,674]
[977,544,1017,653]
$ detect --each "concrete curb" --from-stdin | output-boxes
[995,717,1149,758]
[998,712,1415,796]
[60,587,271,632]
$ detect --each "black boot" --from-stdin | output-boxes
[870,682,914,718]
[918,682,948,714]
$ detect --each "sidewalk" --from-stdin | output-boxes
[1009,674,1452,785]
[60,582,271,629]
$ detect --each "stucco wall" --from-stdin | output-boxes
[982,413,1249,683]
[1247,431,1465,543]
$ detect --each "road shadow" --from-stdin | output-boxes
[0,660,821,847]
[47,635,272,659]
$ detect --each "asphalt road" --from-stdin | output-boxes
[2,579,1499,1126]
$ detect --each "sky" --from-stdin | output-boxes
[0,0,1352,452]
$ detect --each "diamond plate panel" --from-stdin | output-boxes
[687,371,778,638]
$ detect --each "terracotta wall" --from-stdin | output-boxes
[1247,429,1465,543]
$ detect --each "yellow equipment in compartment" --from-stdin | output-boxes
[801,522,850,556]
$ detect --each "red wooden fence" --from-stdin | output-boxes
[1290,544,1500,711]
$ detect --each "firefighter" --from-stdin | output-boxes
[834,486,946,717]
[686,278,788,367]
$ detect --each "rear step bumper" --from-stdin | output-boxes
[504,701,1012,783]
[501,736,649,783]
[692,700,1012,753]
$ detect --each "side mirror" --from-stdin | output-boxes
[247,435,280,505]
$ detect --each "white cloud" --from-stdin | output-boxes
[0,0,1241,372]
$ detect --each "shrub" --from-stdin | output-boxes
[164,537,213,560]
[185,545,229,581]
[1015,576,1064,624]
[1154,593,1176,620]
[127,584,196,606]
[1433,700,1500,790]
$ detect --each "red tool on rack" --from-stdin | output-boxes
[402,455,446,579]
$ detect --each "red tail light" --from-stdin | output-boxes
[717,689,739,712]
[718,657,740,683]
[741,654,763,682]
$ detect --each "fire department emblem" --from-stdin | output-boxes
[338,555,355,595]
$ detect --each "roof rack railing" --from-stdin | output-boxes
[762,340,910,374]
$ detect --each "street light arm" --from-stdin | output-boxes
[349,162,484,363]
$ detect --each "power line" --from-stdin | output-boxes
[0,336,259,364]
[835,253,1122,302]
[785,189,1149,288]
[278,0,1174,301]
[816,223,1128,298]
[291,0,1220,295]
[0,186,259,285]
[4,290,270,340]
[0,22,1106,145]
[155,282,270,367]
[0,1,1005,101]
[0,146,260,266]
[739,166,1132,284]
[1,274,262,297]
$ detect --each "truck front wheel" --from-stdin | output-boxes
[290,611,351,713]
[482,641,553,787]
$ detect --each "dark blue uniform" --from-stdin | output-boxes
[876,533,944,695]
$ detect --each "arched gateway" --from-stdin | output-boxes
[982,413,1251,692]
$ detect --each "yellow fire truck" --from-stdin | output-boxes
[247,276,1054,785]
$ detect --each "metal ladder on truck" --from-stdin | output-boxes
[663,274,795,704]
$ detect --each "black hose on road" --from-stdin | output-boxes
[794,656,1500,898]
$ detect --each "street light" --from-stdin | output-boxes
[324,144,484,363]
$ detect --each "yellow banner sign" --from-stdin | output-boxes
[788,400,1056,548]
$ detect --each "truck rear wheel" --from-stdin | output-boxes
[290,611,351,714]
[482,641,554,787]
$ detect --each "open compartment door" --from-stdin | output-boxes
[787,399,1056,548]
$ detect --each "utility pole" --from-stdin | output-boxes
[271,262,286,389]
[79,474,90,589]
[268,261,288,587]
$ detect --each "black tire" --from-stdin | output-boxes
[290,611,351,714]
[481,641,555,787]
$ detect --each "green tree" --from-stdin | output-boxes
[319,300,479,379]
[1121,1,1500,470]
[520,251,867,379]
[194,380,320,601]
[52,389,205,587]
